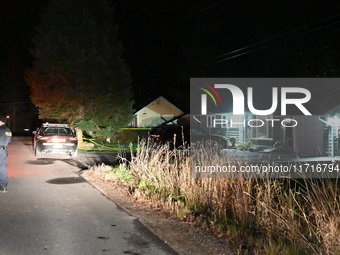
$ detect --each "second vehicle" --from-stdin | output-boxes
[33,123,78,158]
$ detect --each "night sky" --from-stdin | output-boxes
[0,0,339,114]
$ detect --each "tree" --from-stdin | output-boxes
[25,0,134,140]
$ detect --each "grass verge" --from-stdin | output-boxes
[78,137,138,153]
[87,140,339,255]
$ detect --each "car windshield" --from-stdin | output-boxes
[42,127,72,136]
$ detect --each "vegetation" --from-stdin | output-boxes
[87,140,339,255]
[25,0,134,140]
[78,137,138,153]
[237,140,259,151]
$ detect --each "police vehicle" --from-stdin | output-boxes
[33,123,78,158]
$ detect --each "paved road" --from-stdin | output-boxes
[0,137,177,255]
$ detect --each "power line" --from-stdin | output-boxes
[172,0,228,24]
[135,12,340,80]
[202,12,340,67]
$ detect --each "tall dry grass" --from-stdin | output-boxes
[89,140,340,254]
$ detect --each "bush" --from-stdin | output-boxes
[113,128,149,143]
[238,140,259,151]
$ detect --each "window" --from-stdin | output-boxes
[42,127,72,135]
[251,115,273,139]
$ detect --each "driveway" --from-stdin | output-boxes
[0,137,177,255]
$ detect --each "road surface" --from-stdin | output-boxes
[0,137,177,255]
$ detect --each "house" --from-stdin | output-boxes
[193,105,340,157]
[129,96,183,127]
[320,105,340,157]
[190,78,340,157]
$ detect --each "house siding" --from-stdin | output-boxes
[292,116,325,156]
[129,96,183,127]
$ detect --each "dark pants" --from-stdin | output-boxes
[0,150,8,188]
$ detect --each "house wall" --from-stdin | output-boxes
[135,97,183,127]
[292,116,325,156]
[204,112,274,144]
[137,108,174,127]
[325,125,340,157]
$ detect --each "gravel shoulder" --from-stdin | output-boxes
[82,171,235,255]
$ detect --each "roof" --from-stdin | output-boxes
[134,96,183,116]
[42,123,69,128]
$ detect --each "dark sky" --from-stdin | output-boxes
[0,0,339,113]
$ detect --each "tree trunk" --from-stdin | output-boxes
[76,127,94,149]
[76,128,83,143]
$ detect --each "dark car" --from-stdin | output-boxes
[33,123,78,158]
[149,125,190,148]
[190,128,229,149]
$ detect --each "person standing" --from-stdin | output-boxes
[0,115,12,193]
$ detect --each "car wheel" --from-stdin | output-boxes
[71,150,78,158]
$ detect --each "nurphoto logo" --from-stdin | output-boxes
[200,84,312,116]
[190,78,340,179]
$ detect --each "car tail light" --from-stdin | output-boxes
[68,137,78,141]
[38,136,49,141]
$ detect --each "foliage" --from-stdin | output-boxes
[237,140,259,151]
[79,137,138,153]
[88,141,340,254]
[25,0,134,139]
[112,128,149,143]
